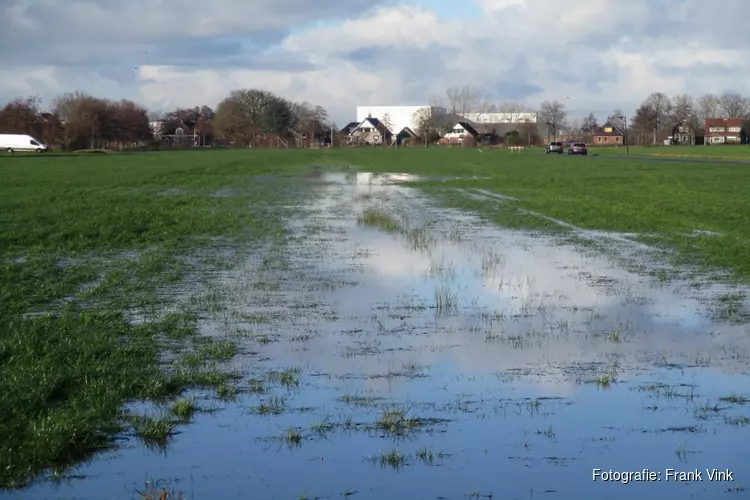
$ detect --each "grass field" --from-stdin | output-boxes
[592,143,750,159]
[1,147,750,493]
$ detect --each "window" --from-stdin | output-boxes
[597,136,602,143]
[709,126,725,133]
[30,140,39,146]
[604,127,612,133]
[728,127,741,133]
[615,136,620,142]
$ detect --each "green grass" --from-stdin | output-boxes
[3,146,750,486]
[171,397,198,421]
[0,150,321,487]
[128,414,177,447]
[592,144,750,160]
[357,208,402,232]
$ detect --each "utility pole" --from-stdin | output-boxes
[619,115,629,155]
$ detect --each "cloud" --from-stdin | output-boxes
[2,0,750,125]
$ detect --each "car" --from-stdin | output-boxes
[546,141,564,154]
[568,142,587,155]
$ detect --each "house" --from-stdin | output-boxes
[395,127,419,145]
[355,105,448,137]
[441,121,544,146]
[151,118,212,146]
[670,121,702,145]
[705,118,745,144]
[339,122,360,135]
[349,116,393,145]
[592,121,625,146]
[441,122,479,145]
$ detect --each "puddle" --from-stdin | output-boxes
[8,172,750,500]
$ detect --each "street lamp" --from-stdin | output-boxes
[619,115,629,155]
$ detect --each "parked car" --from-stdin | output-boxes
[568,142,588,155]
[546,141,564,154]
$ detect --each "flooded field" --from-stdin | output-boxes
[6,171,750,500]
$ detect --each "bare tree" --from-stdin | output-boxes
[379,112,394,146]
[290,101,328,145]
[412,107,442,146]
[497,101,525,113]
[580,113,599,139]
[643,92,672,143]
[719,92,750,118]
[696,93,722,121]
[48,92,152,150]
[539,100,567,138]
[427,95,451,136]
[380,113,393,131]
[494,101,526,123]
[631,103,657,146]
[445,85,483,120]
[565,117,584,140]
[0,96,44,137]
[605,110,625,129]
[670,94,694,124]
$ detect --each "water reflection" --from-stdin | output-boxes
[9,171,750,500]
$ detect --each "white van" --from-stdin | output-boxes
[0,134,48,153]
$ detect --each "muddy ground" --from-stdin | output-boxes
[9,172,750,500]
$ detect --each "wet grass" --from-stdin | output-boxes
[171,398,198,421]
[357,208,402,233]
[5,146,750,491]
[127,414,177,447]
[369,449,408,470]
[266,367,301,388]
[719,394,749,405]
[373,405,423,436]
[252,395,287,415]
[318,148,750,282]
[434,283,459,312]
[0,150,320,487]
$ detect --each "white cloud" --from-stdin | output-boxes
[3,0,750,125]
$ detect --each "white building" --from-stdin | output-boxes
[354,106,537,134]
[356,105,447,133]
[461,112,538,124]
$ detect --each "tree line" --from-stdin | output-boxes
[4,85,750,150]
[412,86,750,145]
[0,89,331,151]
[565,92,750,145]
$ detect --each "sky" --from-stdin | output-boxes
[2,0,750,126]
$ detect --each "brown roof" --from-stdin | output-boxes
[705,118,744,127]
[594,121,624,136]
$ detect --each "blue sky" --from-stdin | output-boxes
[1,0,749,127]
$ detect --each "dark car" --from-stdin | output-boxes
[568,142,588,155]
[546,141,564,154]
